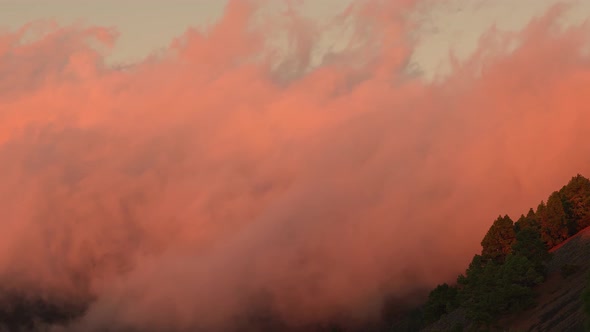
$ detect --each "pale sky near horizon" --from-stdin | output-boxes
[2,0,590,78]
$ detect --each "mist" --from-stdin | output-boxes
[1,0,590,330]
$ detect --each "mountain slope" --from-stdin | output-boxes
[501,226,590,331]
[422,226,590,332]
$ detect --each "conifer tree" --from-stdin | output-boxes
[544,191,569,246]
[423,283,459,323]
[559,174,590,233]
[481,215,516,262]
[512,226,551,279]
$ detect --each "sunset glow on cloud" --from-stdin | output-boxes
[2,0,590,330]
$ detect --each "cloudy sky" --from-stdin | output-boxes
[2,0,589,78]
[2,1,590,330]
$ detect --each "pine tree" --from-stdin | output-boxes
[512,226,551,275]
[543,191,569,247]
[458,258,503,325]
[559,174,590,233]
[481,215,516,262]
[417,174,590,329]
[536,201,551,246]
[423,283,459,323]
[497,254,539,310]
[515,208,540,233]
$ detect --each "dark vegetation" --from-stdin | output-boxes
[395,174,590,331]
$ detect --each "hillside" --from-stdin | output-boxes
[415,175,590,332]
[422,226,590,331]
[501,225,590,331]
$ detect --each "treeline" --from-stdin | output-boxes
[400,174,590,330]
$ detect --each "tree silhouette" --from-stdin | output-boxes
[559,174,590,234]
[541,192,569,247]
[423,283,459,323]
[399,175,590,329]
[481,215,516,262]
[514,208,539,233]
[512,226,551,275]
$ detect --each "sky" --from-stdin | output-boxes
[2,0,590,78]
[2,0,590,331]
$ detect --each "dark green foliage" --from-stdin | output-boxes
[512,226,551,275]
[412,175,590,329]
[449,206,550,326]
[500,254,544,290]
[514,208,540,233]
[457,257,501,324]
[560,264,581,278]
[456,255,486,292]
[481,215,516,262]
[423,283,459,323]
[457,253,543,325]
[536,200,557,248]
[539,192,569,247]
[560,174,590,233]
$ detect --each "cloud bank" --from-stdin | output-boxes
[1,0,590,330]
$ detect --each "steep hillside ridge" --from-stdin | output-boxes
[503,226,590,331]
[421,227,590,332]
[417,175,590,332]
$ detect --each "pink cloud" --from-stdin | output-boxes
[0,0,589,330]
